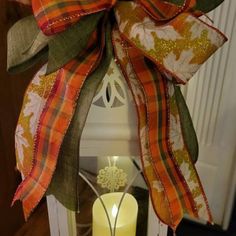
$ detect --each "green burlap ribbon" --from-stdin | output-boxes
[175,86,198,163]
[46,12,104,74]
[46,20,113,210]
[7,13,104,75]
[7,16,49,74]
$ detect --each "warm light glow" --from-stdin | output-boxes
[112,204,118,218]
[93,193,138,236]
[113,156,119,162]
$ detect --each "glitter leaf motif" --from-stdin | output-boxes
[23,91,46,135]
[15,124,29,170]
[129,17,182,50]
[163,50,199,83]
[169,114,184,151]
[97,166,127,192]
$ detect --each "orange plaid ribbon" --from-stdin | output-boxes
[113,30,211,228]
[32,0,116,35]
[13,29,105,218]
[12,0,227,230]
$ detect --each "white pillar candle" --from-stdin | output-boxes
[92,192,138,236]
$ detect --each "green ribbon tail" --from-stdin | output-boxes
[46,21,113,211]
[174,86,199,164]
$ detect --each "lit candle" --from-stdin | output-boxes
[92,192,138,236]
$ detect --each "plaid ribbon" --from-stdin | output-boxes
[10,0,227,230]
[32,0,116,35]
[114,2,227,84]
[12,29,103,218]
[112,2,226,228]
[137,0,225,19]
[113,28,213,228]
[47,20,113,211]
[129,52,198,223]
[113,31,197,228]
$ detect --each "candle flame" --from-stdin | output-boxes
[111,204,118,218]
[113,156,119,162]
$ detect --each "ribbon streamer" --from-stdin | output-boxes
[47,20,113,211]
[9,0,227,230]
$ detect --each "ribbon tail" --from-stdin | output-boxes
[168,82,213,223]
[14,66,58,178]
[46,20,113,211]
[112,28,175,228]
[12,29,102,220]
[128,48,201,227]
[113,28,198,230]
[174,86,199,163]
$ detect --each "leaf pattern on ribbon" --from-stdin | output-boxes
[168,82,211,221]
[179,160,208,218]
[115,8,128,33]
[187,17,206,40]
[163,50,199,82]
[115,2,227,84]
[140,126,151,167]
[179,161,191,181]
[130,17,182,50]
[15,124,29,169]
[207,30,226,48]
[15,66,57,176]
[23,92,46,135]
[186,15,225,47]
[126,63,145,105]
[153,180,164,192]
[170,114,184,151]
[194,195,209,219]
[179,161,198,192]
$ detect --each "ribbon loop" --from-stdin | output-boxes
[7,16,49,74]
[32,0,116,35]
[115,1,227,84]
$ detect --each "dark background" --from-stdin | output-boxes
[0,1,41,235]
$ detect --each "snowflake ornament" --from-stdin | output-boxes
[97,163,127,192]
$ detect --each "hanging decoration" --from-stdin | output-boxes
[8,0,227,231]
[97,157,128,192]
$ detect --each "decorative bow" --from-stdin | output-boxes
[9,0,227,230]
